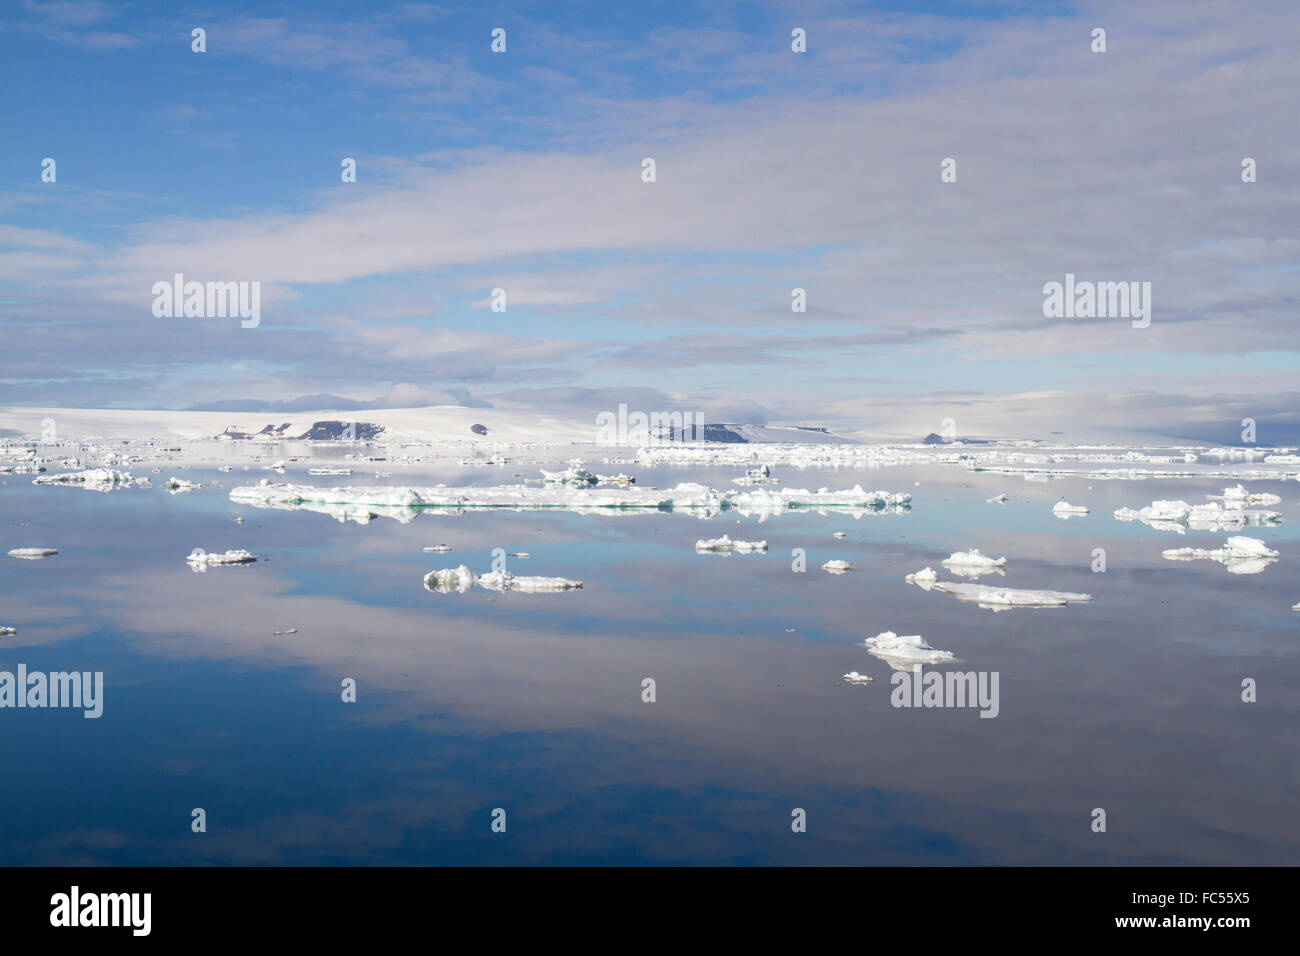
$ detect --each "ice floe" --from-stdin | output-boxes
[941,549,1007,569]
[32,468,144,490]
[842,671,874,684]
[423,545,453,553]
[423,565,582,593]
[7,548,58,559]
[908,571,1092,610]
[229,479,911,523]
[1052,501,1089,517]
[864,631,956,666]
[1114,499,1282,532]
[187,548,257,568]
[821,559,854,573]
[541,466,597,485]
[1161,536,1279,574]
[986,492,1008,503]
[905,566,939,587]
[166,477,201,493]
[695,535,768,553]
[0,626,16,636]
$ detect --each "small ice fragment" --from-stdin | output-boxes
[423,545,453,553]
[821,559,854,572]
[842,671,874,684]
[233,516,244,523]
[987,493,1007,503]
[1052,501,1089,516]
[274,628,298,635]
[0,626,16,636]
[508,551,531,558]
[832,531,846,538]
[424,565,477,593]
[166,477,201,492]
[8,548,58,559]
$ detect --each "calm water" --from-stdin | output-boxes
[1,457,1297,864]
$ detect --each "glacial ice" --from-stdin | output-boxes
[864,631,956,665]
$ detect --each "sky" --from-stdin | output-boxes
[1,0,1297,442]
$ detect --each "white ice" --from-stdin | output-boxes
[864,631,956,665]
[7,548,58,559]
[695,535,768,553]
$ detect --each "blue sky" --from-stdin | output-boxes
[1,0,1297,441]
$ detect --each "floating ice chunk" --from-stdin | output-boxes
[0,626,16,636]
[905,566,939,588]
[822,559,854,573]
[8,548,58,559]
[596,473,636,485]
[1162,536,1278,574]
[864,631,955,665]
[1115,499,1190,522]
[424,565,476,593]
[923,579,1092,609]
[832,531,846,538]
[941,549,1007,568]
[33,468,141,490]
[230,480,911,522]
[423,545,453,553]
[1208,485,1281,507]
[1052,501,1089,516]
[842,671,874,684]
[508,551,531,558]
[986,493,1007,503]
[425,565,582,593]
[541,467,597,485]
[1293,602,1300,611]
[478,571,582,592]
[695,535,768,553]
[187,548,257,567]
[166,477,201,492]
[274,628,298,635]
[308,468,352,476]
